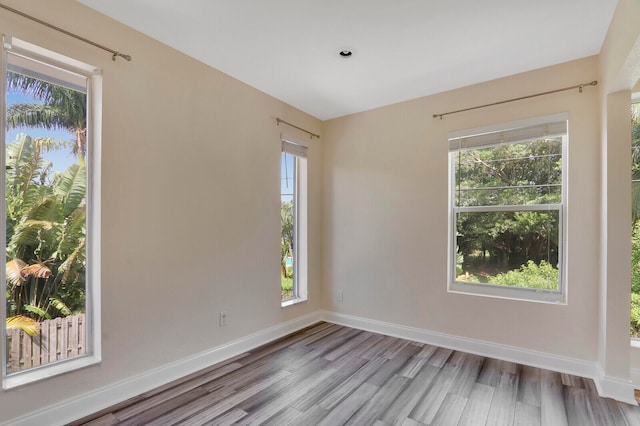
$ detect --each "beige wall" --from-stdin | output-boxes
[323,56,601,360]
[0,0,322,420]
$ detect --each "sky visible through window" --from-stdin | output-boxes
[281,152,294,203]
[6,90,76,172]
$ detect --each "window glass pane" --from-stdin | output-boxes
[5,66,88,373]
[456,210,560,291]
[631,101,640,337]
[454,138,562,207]
[450,118,565,300]
[281,152,295,300]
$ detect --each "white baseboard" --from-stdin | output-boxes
[595,365,637,405]
[2,311,323,426]
[319,310,596,378]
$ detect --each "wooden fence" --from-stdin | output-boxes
[7,313,85,373]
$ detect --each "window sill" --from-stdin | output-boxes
[281,297,308,308]
[448,281,566,305]
[3,354,101,390]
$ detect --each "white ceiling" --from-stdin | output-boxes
[77,0,618,121]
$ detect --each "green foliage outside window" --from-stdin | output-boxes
[488,260,558,290]
[5,134,86,322]
[455,137,562,290]
[5,72,87,333]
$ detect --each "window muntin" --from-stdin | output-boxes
[281,139,307,306]
[449,115,567,302]
[2,38,101,387]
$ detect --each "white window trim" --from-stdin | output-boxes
[281,135,308,307]
[447,113,568,304]
[1,37,102,389]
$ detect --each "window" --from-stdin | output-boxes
[448,114,567,303]
[2,37,101,387]
[281,138,307,306]
[631,98,640,338]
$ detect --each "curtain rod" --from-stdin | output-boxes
[0,3,131,62]
[433,80,597,120]
[276,118,320,139]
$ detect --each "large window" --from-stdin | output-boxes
[281,139,307,306]
[448,114,567,303]
[2,38,101,387]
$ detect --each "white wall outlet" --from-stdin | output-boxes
[219,311,228,326]
[337,290,344,302]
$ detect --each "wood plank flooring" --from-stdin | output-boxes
[70,322,640,426]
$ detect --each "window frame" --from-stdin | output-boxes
[281,137,308,307]
[631,94,640,343]
[447,113,568,304]
[1,37,102,388]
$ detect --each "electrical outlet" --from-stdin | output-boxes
[337,290,344,302]
[219,311,228,326]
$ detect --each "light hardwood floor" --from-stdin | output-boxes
[70,322,640,426]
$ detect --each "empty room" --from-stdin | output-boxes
[1,0,640,425]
